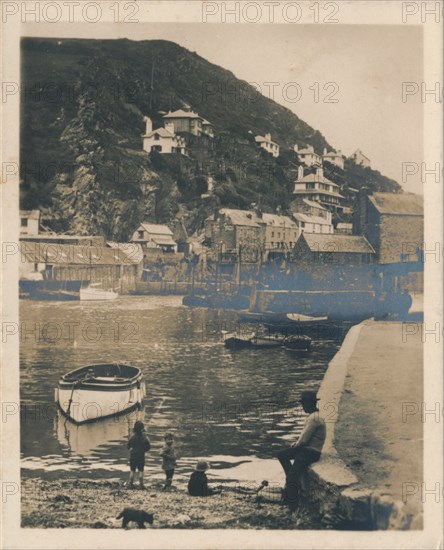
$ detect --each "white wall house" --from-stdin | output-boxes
[322,148,344,170]
[20,210,40,236]
[255,133,280,157]
[294,144,322,167]
[142,117,186,154]
[349,148,371,168]
[131,222,178,253]
[293,166,345,212]
[292,213,334,235]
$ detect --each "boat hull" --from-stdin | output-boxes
[80,288,119,301]
[55,363,145,424]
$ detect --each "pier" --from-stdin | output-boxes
[299,316,423,529]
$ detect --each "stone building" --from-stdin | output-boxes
[353,192,423,264]
[204,209,263,254]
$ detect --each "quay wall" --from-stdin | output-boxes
[299,320,423,530]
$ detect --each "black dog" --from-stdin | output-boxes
[116,508,154,529]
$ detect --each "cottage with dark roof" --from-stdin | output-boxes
[293,232,375,265]
[354,192,423,264]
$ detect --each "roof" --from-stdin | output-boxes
[295,173,339,187]
[298,233,375,254]
[255,135,278,146]
[20,210,40,220]
[293,213,332,225]
[163,109,202,120]
[262,214,297,228]
[143,127,174,138]
[368,193,423,216]
[220,209,261,227]
[139,223,174,236]
[324,151,342,158]
[20,243,132,265]
[294,198,327,211]
[201,119,213,126]
[151,236,177,246]
[351,149,370,161]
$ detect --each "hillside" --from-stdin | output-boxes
[20,37,401,240]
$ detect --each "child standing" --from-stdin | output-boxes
[161,432,177,491]
[127,420,151,489]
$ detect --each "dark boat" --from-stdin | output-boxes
[282,335,312,351]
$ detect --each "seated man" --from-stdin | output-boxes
[277,390,326,505]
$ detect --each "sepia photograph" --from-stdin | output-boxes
[1,1,443,548]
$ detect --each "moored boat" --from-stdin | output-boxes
[55,363,145,424]
[282,335,312,351]
[80,284,119,301]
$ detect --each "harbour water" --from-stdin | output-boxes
[20,296,343,484]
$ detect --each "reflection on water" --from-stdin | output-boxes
[20,296,343,482]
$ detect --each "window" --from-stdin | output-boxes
[271,231,274,238]
[21,218,28,227]
[154,134,160,141]
[138,230,144,239]
[151,145,162,152]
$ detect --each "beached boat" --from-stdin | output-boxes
[80,284,118,301]
[55,363,145,424]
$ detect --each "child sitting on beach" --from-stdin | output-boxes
[161,432,177,491]
[187,460,221,497]
[127,420,151,489]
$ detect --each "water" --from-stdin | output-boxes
[20,296,342,483]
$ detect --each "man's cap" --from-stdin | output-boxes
[195,460,210,472]
[134,420,145,432]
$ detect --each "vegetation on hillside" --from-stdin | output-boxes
[20,38,401,240]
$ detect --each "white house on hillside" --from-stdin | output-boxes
[130,222,178,253]
[349,149,371,168]
[293,166,345,212]
[142,117,186,155]
[20,210,40,236]
[322,148,344,170]
[255,133,280,157]
[294,144,322,167]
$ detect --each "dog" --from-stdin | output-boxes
[116,508,154,529]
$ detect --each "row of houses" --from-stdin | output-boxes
[255,132,370,170]
[204,191,423,266]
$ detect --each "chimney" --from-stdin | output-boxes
[294,144,299,152]
[165,122,175,135]
[265,133,271,141]
[323,148,327,156]
[143,116,153,134]
[297,166,304,180]
[316,167,324,179]
[308,145,314,153]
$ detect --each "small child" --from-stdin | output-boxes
[127,420,151,489]
[161,432,177,490]
[187,460,221,497]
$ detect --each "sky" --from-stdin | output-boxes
[23,22,424,192]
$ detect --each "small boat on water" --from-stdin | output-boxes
[55,363,145,424]
[80,283,119,301]
[223,332,311,351]
[282,335,312,351]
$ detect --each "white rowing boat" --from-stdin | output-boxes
[55,363,145,424]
